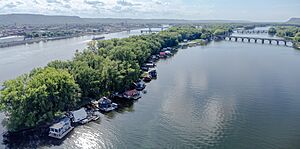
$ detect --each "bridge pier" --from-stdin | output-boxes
[226,36,291,47]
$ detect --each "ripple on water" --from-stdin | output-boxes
[58,120,126,149]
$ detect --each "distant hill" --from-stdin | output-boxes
[0,14,251,25]
[0,14,83,25]
[286,18,300,24]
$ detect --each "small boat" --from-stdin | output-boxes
[49,117,74,139]
[145,63,156,68]
[91,115,100,121]
[99,97,118,112]
[79,118,90,124]
[161,48,168,52]
[92,36,105,40]
[141,66,149,71]
[165,51,172,56]
[159,52,167,58]
[166,47,173,50]
[135,80,146,91]
[111,92,124,99]
[143,75,152,82]
[150,55,159,61]
[123,89,141,100]
[92,111,101,121]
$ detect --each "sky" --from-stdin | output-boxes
[0,0,299,21]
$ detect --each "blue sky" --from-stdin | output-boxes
[0,0,299,21]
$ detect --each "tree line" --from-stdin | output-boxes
[268,26,300,42]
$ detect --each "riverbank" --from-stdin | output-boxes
[0,27,140,48]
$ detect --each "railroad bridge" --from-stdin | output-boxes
[224,36,294,46]
[140,27,169,33]
[235,30,269,34]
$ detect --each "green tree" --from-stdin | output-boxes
[0,67,80,131]
[213,29,226,36]
[268,27,277,35]
[294,32,300,42]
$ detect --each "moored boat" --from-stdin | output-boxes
[141,66,149,71]
[135,80,146,91]
[92,36,105,40]
[148,69,157,79]
[98,97,118,112]
[159,52,167,58]
[123,89,141,100]
[145,62,156,68]
[92,111,101,121]
[49,117,74,139]
[143,75,152,82]
[70,108,88,124]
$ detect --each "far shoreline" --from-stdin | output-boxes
[0,27,142,49]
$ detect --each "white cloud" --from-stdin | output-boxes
[0,0,297,20]
[0,0,210,19]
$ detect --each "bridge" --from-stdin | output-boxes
[140,27,169,34]
[224,36,294,46]
[235,30,269,34]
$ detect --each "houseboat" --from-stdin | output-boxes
[141,66,149,71]
[166,47,173,51]
[143,75,152,82]
[70,108,88,124]
[148,69,157,79]
[159,52,167,58]
[161,48,168,52]
[123,89,141,100]
[150,55,159,61]
[98,97,118,112]
[49,117,74,139]
[165,51,172,57]
[92,111,101,121]
[135,80,146,91]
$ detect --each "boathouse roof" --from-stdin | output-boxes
[71,108,87,123]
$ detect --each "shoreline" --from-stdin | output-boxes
[0,27,141,48]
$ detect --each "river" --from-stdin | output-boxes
[1,28,300,149]
[0,29,146,84]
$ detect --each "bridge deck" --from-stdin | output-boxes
[222,35,294,46]
[228,36,291,42]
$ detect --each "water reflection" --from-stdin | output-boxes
[158,56,238,148]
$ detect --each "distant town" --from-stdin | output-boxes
[0,22,157,48]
